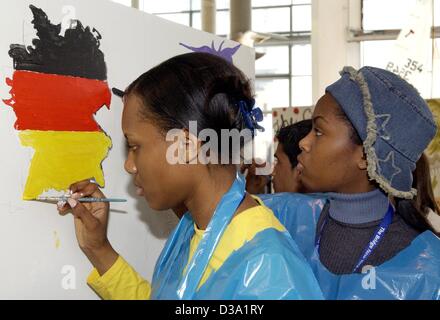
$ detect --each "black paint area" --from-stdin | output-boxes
[9,5,107,80]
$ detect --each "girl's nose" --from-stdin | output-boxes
[299,133,311,153]
[124,157,137,174]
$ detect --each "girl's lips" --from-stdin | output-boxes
[296,161,304,173]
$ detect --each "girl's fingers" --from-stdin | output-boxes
[69,179,93,192]
[57,200,68,214]
[57,179,106,217]
[70,179,99,192]
[70,179,105,198]
[67,198,99,230]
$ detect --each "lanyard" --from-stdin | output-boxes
[315,203,395,273]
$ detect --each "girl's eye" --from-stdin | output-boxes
[314,128,323,137]
[128,145,139,152]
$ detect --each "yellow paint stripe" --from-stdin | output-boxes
[18,130,112,200]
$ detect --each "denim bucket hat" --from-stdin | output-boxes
[326,66,437,199]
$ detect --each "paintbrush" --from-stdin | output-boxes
[35,196,127,203]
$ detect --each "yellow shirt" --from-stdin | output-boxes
[87,196,285,300]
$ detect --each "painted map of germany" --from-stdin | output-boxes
[3,5,112,200]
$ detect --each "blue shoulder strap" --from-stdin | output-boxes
[176,172,246,299]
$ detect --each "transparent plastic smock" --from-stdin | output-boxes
[149,174,323,300]
[260,192,440,300]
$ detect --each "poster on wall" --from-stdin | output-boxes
[272,106,313,135]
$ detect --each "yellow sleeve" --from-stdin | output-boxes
[87,255,151,300]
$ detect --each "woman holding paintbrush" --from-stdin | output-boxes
[57,52,323,300]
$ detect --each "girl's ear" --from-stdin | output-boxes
[355,145,368,170]
[182,129,201,164]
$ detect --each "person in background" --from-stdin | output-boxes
[295,66,438,275]
[242,119,312,194]
[272,120,312,193]
[240,159,270,194]
[262,66,440,299]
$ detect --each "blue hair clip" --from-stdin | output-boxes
[238,99,265,135]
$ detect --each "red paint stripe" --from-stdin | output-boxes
[3,71,111,131]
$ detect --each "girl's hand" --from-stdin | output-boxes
[57,179,118,275]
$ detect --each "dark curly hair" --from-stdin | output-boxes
[276,120,312,168]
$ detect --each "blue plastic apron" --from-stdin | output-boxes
[150,172,245,299]
[261,192,440,300]
[150,174,324,299]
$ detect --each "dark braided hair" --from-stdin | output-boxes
[125,52,255,163]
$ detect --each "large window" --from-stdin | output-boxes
[360,0,440,98]
[112,0,313,111]
[110,1,312,110]
[138,0,230,33]
[255,43,312,110]
[252,1,312,111]
[363,0,439,30]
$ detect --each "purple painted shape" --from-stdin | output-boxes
[179,41,241,64]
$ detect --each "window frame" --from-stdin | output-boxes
[130,0,313,111]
